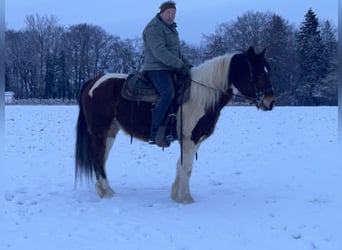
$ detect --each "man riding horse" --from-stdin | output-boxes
[142,1,191,145]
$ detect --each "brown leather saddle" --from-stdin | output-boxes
[122,72,190,105]
[122,72,158,103]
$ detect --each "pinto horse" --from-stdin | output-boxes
[75,46,276,204]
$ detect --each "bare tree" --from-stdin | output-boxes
[6,29,40,98]
[25,14,64,98]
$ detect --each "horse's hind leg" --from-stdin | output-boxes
[91,135,115,198]
[91,122,120,198]
[104,122,119,165]
[96,122,120,198]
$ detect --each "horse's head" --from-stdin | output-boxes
[230,46,276,111]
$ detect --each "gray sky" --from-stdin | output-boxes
[5,0,338,44]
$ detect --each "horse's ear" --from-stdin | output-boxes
[247,46,256,57]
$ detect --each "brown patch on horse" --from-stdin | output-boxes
[84,77,153,141]
[81,78,123,137]
[191,91,233,144]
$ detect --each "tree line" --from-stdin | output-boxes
[5,9,338,105]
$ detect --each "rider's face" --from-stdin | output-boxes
[160,8,176,25]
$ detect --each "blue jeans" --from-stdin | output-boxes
[146,70,175,139]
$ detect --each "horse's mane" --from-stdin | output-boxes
[190,53,233,110]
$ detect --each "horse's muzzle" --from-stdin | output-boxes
[258,95,276,111]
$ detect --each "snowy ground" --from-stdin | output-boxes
[2,106,341,250]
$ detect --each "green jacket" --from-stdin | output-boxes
[142,14,186,71]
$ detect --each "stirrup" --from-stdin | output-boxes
[168,113,177,122]
[165,134,176,143]
[148,139,155,144]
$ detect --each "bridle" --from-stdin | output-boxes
[245,58,274,105]
[190,56,274,107]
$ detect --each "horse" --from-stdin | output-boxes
[75,46,276,204]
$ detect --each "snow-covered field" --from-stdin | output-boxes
[2,105,341,250]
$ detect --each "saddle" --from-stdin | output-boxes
[122,72,191,105]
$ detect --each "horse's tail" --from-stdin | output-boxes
[75,81,94,182]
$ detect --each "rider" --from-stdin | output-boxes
[142,1,191,144]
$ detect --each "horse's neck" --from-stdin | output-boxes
[192,54,232,90]
[228,54,250,87]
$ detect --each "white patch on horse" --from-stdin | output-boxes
[171,139,199,203]
[170,54,235,203]
[89,73,128,97]
[232,85,241,95]
[180,53,233,136]
[264,66,269,74]
[190,54,233,111]
[95,176,115,198]
[105,137,115,162]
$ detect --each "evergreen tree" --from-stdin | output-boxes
[295,9,327,105]
[265,15,296,105]
[316,20,338,105]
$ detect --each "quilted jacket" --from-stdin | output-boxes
[142,14,187,71]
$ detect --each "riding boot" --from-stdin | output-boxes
[165,113,177,143]
[149,107,165,144]
[148,128,158,144]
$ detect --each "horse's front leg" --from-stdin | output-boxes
[171,139,198,204]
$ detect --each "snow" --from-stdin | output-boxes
[2,105,341,250]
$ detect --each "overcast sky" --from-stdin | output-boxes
[5,0,338,44]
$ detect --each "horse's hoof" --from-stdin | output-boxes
[103,188,115,198]
[171,194,195,204]
[182,196,195,204]
[96,186,115,198]
[95,178,115,198]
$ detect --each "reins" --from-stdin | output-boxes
[190,79,221,92]
[190,78,254,102]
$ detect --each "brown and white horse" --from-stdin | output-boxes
[75,46,276,204]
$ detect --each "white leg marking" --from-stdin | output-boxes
[171,98,203,204]
[171,139,199,204]
[95,176,115,198]
[105,137,115,162]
